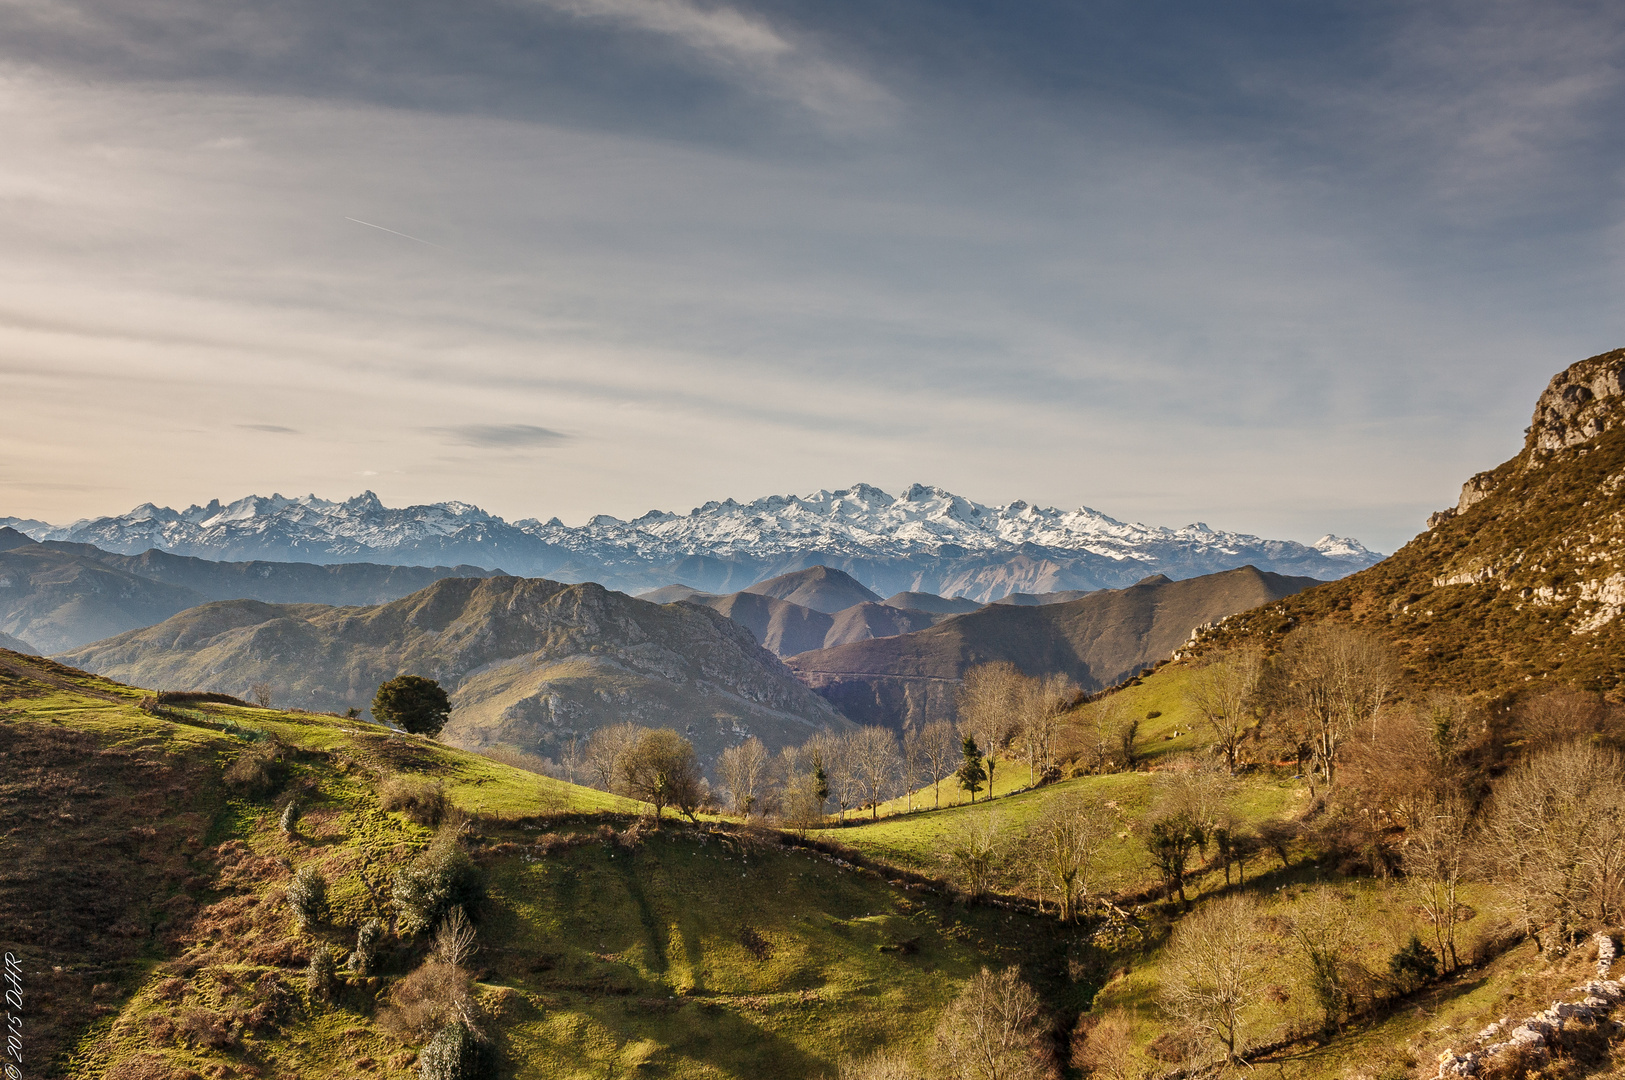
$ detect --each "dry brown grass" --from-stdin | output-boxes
[379,775,449,826]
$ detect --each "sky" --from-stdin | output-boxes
[2,0,1623,554]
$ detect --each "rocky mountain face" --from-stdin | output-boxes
[0,529,500,652]
[5,484,1381,603]
[788,565,1321,731]
[58,576,850,766]
[1209,348,1625,696]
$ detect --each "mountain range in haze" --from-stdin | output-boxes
[2,483,1380,602]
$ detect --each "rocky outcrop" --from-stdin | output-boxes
[1437,932,1623,1077]
[1528,348,1625,453]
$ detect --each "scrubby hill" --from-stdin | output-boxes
[58,577,850,767]
[789,566,1319,729]
[1,650,1081,1079]
[1202,348,1625,696]
[0,531,502,651]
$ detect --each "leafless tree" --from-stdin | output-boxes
[1482,741,1625,953]
[1278,625,1395,790]
[1072,1009,1150,1080]
[584,721,643,793]
[432,905,479,969]
[1021,793,1115,922]
[939,811,1004,900]
[1284,886,1358,1036]
[850,726,902,820]
[820,731,863,824]
[934,965,1049,1080]
[718,736,772,816]
[1515,686,1615,748]
[1018,673,1076,785]
[1185,647,1263,774]
[1344,695,1473,828]
[959,663,1025,794]
[1402,793,1471,972]
[558,736,583,786]
[250,681,273,708]
[1159,893,1265,1069]
[919,721,960,809]
[901,728,925,812]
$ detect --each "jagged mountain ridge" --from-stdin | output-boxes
[4,484,1380,603]
[1201,347,1625,696]
[57,576,851,767]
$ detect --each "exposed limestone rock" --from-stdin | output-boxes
[1528,348,1625,454]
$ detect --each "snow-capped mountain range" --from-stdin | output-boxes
[3,484,1381,602]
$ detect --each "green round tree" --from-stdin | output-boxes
[372,674,451,737]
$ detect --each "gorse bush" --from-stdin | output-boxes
[1388,934,1439,993]
[419,1020,489,1080]
[393,833,485,936]
[287,865,328,930]
[349,918,384,976]
[380,776,449,827]
[279,797,301,837]
[306,947,338,1006]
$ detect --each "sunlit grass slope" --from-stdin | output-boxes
[0,651,1083,1079]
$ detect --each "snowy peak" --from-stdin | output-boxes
[7,484,1384,599]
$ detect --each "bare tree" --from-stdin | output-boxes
[939,811,1004,900]
[1516,686,1614,748]
[1072,1009,1150,1080]
[718,736,772,816]
[934,965,1048,1080]
[1279,625,1395,789]
[1078,694,1135,774]
[1018,673,1076,785]
[584,722,643,793]
[1021,794,1115,922]
[1482,741,1625,952]
[1159,894,1265,1069]
[823,732,864,824]
[618,728,704,826]
[1285,886,1357,1036]
[1185,647,1263,775]
[1402,793,1471,972]
[958,663,1025,794]
[901,728,925,812]
[558,736,583,786]
[1143,763,1233,907]
[919,721,960,809]
[850,726,902,821]
[250,681,273,708]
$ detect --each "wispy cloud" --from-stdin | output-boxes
[437,424,570,448]
[533,0,891,125]
[237,423,299,434]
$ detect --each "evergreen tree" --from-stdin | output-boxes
[956,736,986,803]
[372,675,452,737]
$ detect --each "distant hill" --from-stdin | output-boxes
[1201,347,1625,697]
[634,571,954,658]
[0,532,501,652]
[992,588,1094,606]
[0,630,38,655]
[7,483,1381,601]
[59,576,850,766]
[881,591,983,614]
[741,566,882,613]
[788,565,1322,730]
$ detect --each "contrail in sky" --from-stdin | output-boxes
[344,216,438,246]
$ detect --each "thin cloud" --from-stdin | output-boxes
[237,424,300,434]
[438,423,570,448]
[533,0,891,125]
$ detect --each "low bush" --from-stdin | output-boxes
[223,740,286,798]
[420,1020,491,1080]
[393,836,485,936]
[349,918,385,976]
[306,947,338,1005]
[280,797,301,836]
[381,776,450,827]
[380,960,476,1044]
[288,865,329,930]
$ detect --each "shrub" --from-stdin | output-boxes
[306,946,338,1005]
[420,1021,489,1080]
[381,776,449,827]
[1388,934,1439,993]
[380,960,477,1043]
[349,917,385,976]
[393,836,485,936]
[177,1007,237,1050]
[288,865,329,930]
[280,797,301,837]
[223,740,286,798]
